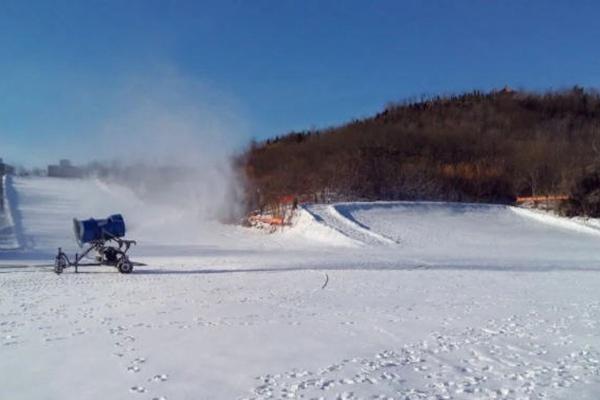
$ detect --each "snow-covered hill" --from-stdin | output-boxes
[1,177,600,399]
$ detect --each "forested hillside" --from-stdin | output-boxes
[241,87,600,215]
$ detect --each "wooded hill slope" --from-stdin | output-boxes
[241,87,600,214]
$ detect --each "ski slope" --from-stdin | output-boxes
[0,176,343,267]
[2,177,600,399]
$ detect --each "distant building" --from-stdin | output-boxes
[48,159,83,178]
[0,158,15,176]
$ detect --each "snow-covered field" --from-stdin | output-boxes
[2,177,600,399]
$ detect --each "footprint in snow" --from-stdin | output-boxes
[149,373,168,382]
[129,385,146,393]
[126,357,147,373]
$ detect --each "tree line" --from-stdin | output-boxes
[239,87,600,216]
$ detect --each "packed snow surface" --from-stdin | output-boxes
[2,177,600,399]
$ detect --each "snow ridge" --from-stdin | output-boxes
[303,204,397,246]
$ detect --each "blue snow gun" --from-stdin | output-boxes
[73,214,126,245]
[54,214,137,275]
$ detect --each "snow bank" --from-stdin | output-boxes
[0,175,19,250]
[281,207,360,247]
[510,206,600,236]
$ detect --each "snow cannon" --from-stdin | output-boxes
[54,214,137,275]
[73,214,126,245]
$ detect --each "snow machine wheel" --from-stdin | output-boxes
[117,257,133,274]
[54,253,68,275]
[103,247,119,265]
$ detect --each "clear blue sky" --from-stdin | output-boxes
[1,0,600,166]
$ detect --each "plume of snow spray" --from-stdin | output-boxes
[82,71,251,242]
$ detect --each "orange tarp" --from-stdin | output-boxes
[248,215,286,226]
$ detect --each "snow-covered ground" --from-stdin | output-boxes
[1,177,600,399]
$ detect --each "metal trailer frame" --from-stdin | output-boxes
[54,233,137,274]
